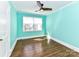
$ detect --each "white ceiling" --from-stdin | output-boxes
[11,1,72,15]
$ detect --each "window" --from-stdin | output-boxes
[23,16,42,32]
[23,17,33,32]
[33,18,42,31]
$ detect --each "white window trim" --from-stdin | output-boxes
[23,16,42,32]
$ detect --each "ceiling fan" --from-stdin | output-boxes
[35,1,52,12]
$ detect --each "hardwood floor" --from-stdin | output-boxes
[11,37,79,57]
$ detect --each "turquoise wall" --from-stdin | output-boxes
[9,4,46,48]
[17,12,46,38]
[10,3,17,48]
[46,2,79,48]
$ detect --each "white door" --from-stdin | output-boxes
[0,39,3,56]
[0,2,10,57]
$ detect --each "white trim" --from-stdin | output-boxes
[17,35,46,40]
[47,35,79,53]
[9,39,17,57]
[47,2,77,15]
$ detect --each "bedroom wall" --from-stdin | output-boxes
[46,2,79,48]
[17,12,46,38]
[10,2,17,48]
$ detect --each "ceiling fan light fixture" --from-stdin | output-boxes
[35,1,52,12]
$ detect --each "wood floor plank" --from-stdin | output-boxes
[11,37,79,57]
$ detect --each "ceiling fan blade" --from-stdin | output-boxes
[36,1,52,12]
[42,8,52,10]
[37,1,42,8]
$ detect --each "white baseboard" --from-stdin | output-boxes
[47,35,79,53]
[9,39,17,57]
[17,35,46,40]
